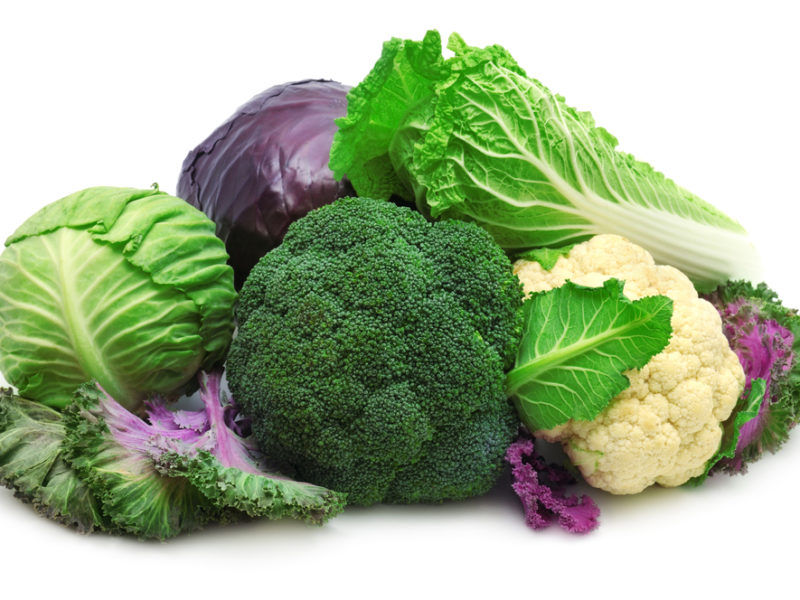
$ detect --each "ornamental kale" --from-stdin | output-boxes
[506,431,600,534]
[64,372,345,539]
[1,373,345,540]
[703,281,800,472]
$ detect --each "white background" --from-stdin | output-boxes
[1,1,798,597]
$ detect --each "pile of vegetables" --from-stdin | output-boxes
[1,29,797,539]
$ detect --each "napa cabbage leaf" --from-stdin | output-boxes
[330,30,762,291]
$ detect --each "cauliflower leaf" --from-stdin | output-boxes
[506,278,673,430]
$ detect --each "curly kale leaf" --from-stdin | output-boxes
[0,389,105,532]
[704,280,800,472]
[61,374,344,540]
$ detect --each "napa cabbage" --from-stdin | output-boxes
[329,30,762,291]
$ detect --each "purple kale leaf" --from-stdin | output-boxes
[506,432,599,534]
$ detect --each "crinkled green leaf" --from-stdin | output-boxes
[330,30,762,291]
[507,279,673,430]
[329,30,445,200]
[155,450,346,525]
[0,389,105,532]
[62,383,217,540]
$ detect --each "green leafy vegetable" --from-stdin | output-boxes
[330,30,762,291]
[506,279,673,430]
[155,451,342,523]
[0,389,105,532]
[63,384,215,540]
[330,33,445,202]
[0,186,237,410]
[61,376,345,540]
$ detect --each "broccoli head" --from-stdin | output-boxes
[227,197,523,505]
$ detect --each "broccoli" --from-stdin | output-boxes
[226,197,523,506]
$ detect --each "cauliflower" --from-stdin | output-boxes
[513,234,745,494]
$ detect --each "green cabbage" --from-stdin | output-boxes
[329,30,762,291]
[0,186,236,410]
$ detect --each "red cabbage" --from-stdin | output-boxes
[177,80,354,288]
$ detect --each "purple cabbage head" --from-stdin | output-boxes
[177,80,355,288]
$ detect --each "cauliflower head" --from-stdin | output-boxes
[513,234,745,494]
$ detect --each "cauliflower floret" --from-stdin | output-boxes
[514,234,745,494]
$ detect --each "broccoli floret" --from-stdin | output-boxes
[227,197,523,505]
